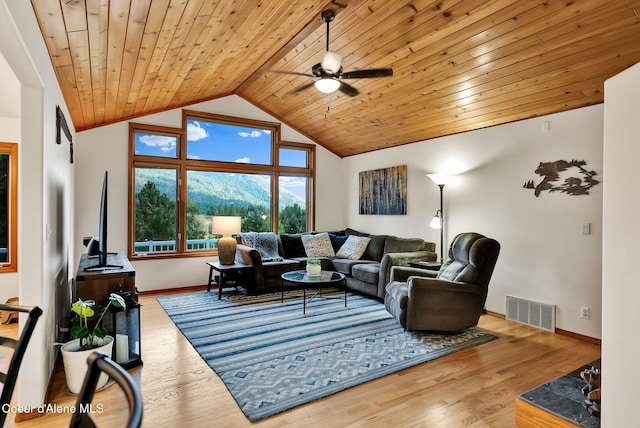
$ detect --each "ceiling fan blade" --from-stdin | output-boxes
[267,70,315,78]
[289,81,316,95]
[341,68,393,79]
[338,82,359,97]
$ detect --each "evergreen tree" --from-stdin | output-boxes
[135,181,176,241]
[279,204,306,233]
[186,200,208,240]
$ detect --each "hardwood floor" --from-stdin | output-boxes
[5,290,600,427]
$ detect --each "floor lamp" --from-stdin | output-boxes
[427,174,452,263]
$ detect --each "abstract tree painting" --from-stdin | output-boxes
[359,165,407,215]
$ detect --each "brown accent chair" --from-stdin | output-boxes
[384,232,500,332]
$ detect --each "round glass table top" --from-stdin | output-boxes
[281,270,345,283]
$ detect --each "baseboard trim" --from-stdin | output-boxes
[138,284,208,296]
[484,310,601,346]
[13,409,45,423]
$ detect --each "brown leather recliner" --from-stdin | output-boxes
[384,232,500,332]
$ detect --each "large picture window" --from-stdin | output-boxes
[128,111,315,259]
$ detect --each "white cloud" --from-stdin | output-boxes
[187,121,208,141]
[280,177,306,187]
[139,135,177,152]
[235,157,251,163]
[238,130,263,138]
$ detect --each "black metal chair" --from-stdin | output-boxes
[0,303,43,426]
[69,352,143,428]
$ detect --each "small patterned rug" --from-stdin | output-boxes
[157,290,498,421]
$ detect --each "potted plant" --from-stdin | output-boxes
[306,259,322,276]
[61,293,125,393]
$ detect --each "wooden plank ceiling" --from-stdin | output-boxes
[31,0,640,157]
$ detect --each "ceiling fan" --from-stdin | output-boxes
[273,10,393,97]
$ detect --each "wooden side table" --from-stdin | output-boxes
[206,261,253,300]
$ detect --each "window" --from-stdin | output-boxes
[0,142,17,272]
[128,111,315,259]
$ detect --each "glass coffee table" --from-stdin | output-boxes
[281,270,347,314]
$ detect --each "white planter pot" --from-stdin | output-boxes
[306,263,321,276]
[61,335,114,394]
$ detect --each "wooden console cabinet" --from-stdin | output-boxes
[75,252,136,305]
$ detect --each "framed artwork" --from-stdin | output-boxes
[56,105,73,163]
[359,165,407,215]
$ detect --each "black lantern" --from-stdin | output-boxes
[103,291,142,369]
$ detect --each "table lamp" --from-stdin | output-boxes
[212,216,241,264]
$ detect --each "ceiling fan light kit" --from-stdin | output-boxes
[315,78,341,94]
[275,10,393,97]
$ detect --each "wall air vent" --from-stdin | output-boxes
[506,295,556,332]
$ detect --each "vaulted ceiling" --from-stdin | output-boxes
[31,0,640,157]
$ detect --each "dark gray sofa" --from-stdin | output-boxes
[234,228,437,299]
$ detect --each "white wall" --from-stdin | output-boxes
[75,95,344,292]
[343,105,603,338]
[1,0,76,409]
[602,61,640,427]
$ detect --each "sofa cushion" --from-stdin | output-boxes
[240,232,283,262]
[280,233,306,258]
[330,258,376,275]
[364,234,388,261]
[351,263,380,285]
[383,236,426,254]
[328,233,348,252]
[301,232,335,258]
[345,227,369,237]
[336,235,370,259]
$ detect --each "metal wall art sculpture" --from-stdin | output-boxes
[523,159,599,197]
[359,165,407,215]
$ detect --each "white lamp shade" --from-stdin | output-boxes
[429,215,442,229]
[426,173,453,186]
[212,216,241,237]
[315,78,341,94]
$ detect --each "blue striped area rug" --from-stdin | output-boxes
[157,290,497,421]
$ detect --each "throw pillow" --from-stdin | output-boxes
[280,233,306,258]
[328,233,348,252]
[301,232,335,258]
[240,232,283,262]
[335,235,371,260]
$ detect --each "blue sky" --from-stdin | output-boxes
[135,120,305,167]
[134,120,308,199]
[186,120,271,164]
